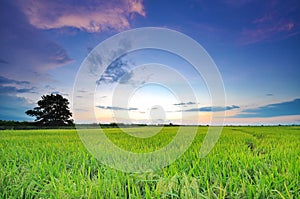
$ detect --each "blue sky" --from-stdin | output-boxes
[0,0,299,124]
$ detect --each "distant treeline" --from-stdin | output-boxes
[0,120,75,130]
[0,120,180,130]
[76,122,180,129]
[1,120,296,130]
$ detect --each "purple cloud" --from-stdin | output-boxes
[15,0,145,33]
[239,21,296,45]
[238,0,300,45]
[0,0,73,81]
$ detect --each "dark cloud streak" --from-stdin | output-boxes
[0,94,32,121]
[174,101,197,106]
[0,58,9,64]
[233,99,300,118]
[0,86,36,94]
[185,105,240,112]
[0,76,30,85]
[96,105,138,111]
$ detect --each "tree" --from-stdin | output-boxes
[26,94,73,126]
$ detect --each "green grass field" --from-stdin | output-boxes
[0,126,299,198]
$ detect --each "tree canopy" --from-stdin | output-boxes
[26,94,73,126]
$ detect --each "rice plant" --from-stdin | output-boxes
[0,126,299,198]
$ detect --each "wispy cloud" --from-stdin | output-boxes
[96,105,138,111]
[234,99,300,118]
[96,56,134,84]
[185,105,240,112]
[74,108,88,112]
[239,21,296,45]
[50,91,69,96]
[238,0,300,45]
[0,58,9,64]
[15,0,145,33]
[0,86,36,94]
[0,76,30,85]
[0,94,32,121]
[0,76,35,94]
[0,75,35,120]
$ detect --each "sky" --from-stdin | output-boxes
[0,0,299,125]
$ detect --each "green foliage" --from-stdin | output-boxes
[25,94,73,126]
[0,126,299,198]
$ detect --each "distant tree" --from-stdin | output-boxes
[26,94,73,126]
